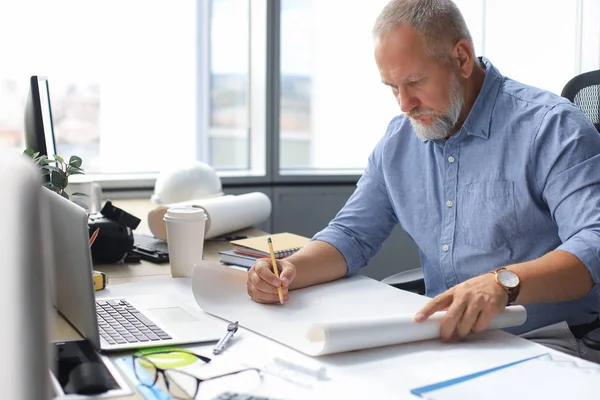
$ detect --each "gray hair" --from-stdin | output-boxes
[373,0,475,62]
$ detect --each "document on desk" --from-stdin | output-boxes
[410,353,600,399]
[192,262,527,356]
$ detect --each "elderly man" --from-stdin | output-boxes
[246,0,600,362]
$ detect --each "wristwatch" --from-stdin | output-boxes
[491,267,521,306]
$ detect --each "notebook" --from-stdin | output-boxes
[230,232,310,258]
[219,249,257,269]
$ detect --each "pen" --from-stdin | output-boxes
[89,227,100,247]
[268,237,284,304]
[213,321,238,355]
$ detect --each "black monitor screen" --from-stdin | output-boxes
[24,76,57,158]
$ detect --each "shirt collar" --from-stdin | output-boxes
[418,57,503,142]
[459,57,503,140]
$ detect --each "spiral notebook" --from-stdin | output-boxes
[230,232,310,258]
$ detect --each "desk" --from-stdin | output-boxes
[52,199,598,399]
[52,199,265,399]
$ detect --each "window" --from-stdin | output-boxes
[0,0,198,175]
[208,0,250,170]
[277,0,600,174]
[279,0,398,172]
[482,0,578,95]
[1,1,598,186]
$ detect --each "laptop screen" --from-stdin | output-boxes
[44,188,100,350]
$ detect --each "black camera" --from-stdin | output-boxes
[88,201,141,263]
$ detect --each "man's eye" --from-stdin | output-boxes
[408,79,422,85]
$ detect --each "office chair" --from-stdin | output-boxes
[561,70,600,352]
[381,268,425,295]
[561,69,600,133]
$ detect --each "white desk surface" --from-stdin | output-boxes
[52,199,596,400]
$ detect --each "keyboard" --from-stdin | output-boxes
[211,393,280,400]
[132,233,169,263]
[96,299,172,345]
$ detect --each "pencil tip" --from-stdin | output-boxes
[267,237,272,243]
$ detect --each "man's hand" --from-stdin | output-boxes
[247,258,296,304]
[414,272,509,341]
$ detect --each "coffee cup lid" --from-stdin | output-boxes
[164,207,207,222]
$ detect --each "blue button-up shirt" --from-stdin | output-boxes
[313,58,600,334]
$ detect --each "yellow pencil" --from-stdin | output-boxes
[267,237,284,304]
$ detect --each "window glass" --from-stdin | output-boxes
[278,0,599,173]
[483,0,577,94]
[209,0,251,170]
[0,0,197,174]
[279,0,398,172]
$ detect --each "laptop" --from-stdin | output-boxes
[44,188,226,351]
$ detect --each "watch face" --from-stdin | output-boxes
[497,269,519,288]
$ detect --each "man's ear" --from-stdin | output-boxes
[452,39,475,78]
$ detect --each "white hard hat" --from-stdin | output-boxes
[151,161,223,204]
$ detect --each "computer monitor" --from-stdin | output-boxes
[24,76,57,158]
[0,146,52,399]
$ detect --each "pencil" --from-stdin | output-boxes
[267,237,284,304]
[89,227,100,247]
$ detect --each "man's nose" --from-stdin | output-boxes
[398,88,418,113]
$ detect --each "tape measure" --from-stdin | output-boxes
[93,270,108,291]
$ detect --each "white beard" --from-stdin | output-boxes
[408,75,464,141]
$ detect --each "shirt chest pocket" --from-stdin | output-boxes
[457,181,519,251]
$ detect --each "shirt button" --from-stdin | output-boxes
[446,200,454,208]
[448,156,455,163]
[442,244,450,252]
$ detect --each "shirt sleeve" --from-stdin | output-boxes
[533,103,600,285]
[313,118,400,276]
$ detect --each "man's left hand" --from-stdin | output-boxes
[414,272,509,341]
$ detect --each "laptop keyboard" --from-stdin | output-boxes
[96,299,172,345]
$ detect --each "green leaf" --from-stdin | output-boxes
[54,155,64,163]
[69,156,82,168]
[45,165,62,173]
[23,149,35,157]
[50,171,67,189]
[37,156,49,166]
[71,192,89,197]
[67,169,85,176]
[66,165,85,174]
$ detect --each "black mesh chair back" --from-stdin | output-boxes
[561,69,600,133]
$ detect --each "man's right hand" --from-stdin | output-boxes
[247,258,296,304]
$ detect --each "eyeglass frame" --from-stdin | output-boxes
[132,350,262,399]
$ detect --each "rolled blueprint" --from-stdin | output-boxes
[147,192,271,240]
[304,307,527,355]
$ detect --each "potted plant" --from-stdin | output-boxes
[23,149,88,209]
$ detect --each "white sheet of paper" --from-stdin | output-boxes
[419,354,600,400]
[191,262,527,356]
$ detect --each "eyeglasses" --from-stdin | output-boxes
[132,350,262,399]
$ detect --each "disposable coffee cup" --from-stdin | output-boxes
[163,207,207,278]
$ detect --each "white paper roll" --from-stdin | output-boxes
[147,192,271,240]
